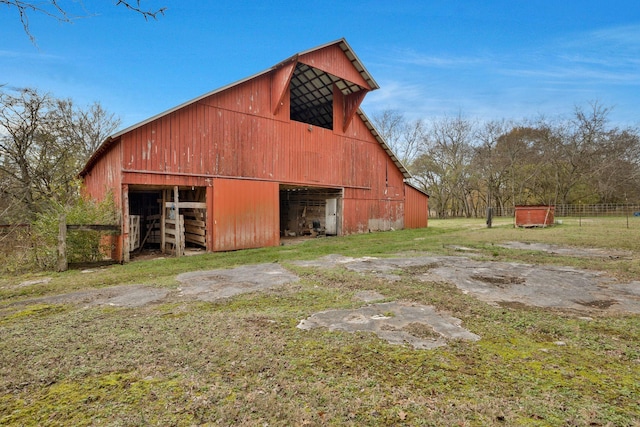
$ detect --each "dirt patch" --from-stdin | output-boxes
[353,290,386,302]
[575,299,618,309]
[297,301,480,350]
[470,274,526,287]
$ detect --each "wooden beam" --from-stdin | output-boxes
[164,201,207,209]
[174,186,182,257]
[342,90,367,133]
[122,184,130,263]
[56,214,68,272]
[66,224,120,232]
[272,60,297,116]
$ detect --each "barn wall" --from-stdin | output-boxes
[82,138,123,206]
[118,69,405,206]
[404,185,429,229]
[298,44,372,90]
[211,178,280,251]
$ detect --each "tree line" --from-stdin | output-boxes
[373,103,640,218]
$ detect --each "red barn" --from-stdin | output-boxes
[80,39,429,261]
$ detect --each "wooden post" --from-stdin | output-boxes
[174,185,182,257]
[122,184,130,263]
[161,189,167,254]
[56,214,68,272]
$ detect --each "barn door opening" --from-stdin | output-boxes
[279,185,342,240]
[161,186,207,256]
[128,186,207,258]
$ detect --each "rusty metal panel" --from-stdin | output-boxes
[211,178,279,251]
[404,184,429,229]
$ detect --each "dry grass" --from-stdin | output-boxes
[1,217,639,426]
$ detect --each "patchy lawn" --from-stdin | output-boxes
[1,217,639,426]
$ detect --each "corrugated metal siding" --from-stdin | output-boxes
[212,178,279,251]
[404,184,429,229]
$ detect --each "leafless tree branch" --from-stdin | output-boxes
[2,0,166,44]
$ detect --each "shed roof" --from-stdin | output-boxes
[80,38,410,179]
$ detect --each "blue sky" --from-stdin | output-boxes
[2,1,639,130]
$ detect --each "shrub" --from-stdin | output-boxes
[14,194,118,272]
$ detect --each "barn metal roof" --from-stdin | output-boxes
[80,38,409,180]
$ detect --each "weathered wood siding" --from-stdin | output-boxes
[404,184,429,229]
[116,68,408,235]
[82,139,123,205]
[298,44,372,90]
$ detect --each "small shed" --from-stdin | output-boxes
[514,205,555,227]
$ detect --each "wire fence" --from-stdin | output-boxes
[430,204,640,219]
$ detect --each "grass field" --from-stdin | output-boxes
[1,217,639,426]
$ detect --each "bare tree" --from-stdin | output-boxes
[412,114,476,218]
[0,88,120,221]
[2,0,166,43]
[52,99,120,164]
[371,109,425,167]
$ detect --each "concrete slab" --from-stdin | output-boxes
[497,241,632,259]
[18,284,170,308]
[176,263,299,302]
[297,301,480,350]
[293,254,640,314]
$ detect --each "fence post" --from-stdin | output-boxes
[57,214,68,272]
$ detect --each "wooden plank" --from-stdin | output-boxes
[164,201,207,209]
[66,224,120,232]
[184,219,206,227]
[185,225,205,236]
[129,215,140,251]
[185,233,206,245]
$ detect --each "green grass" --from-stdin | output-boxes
[1,217,639,426]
